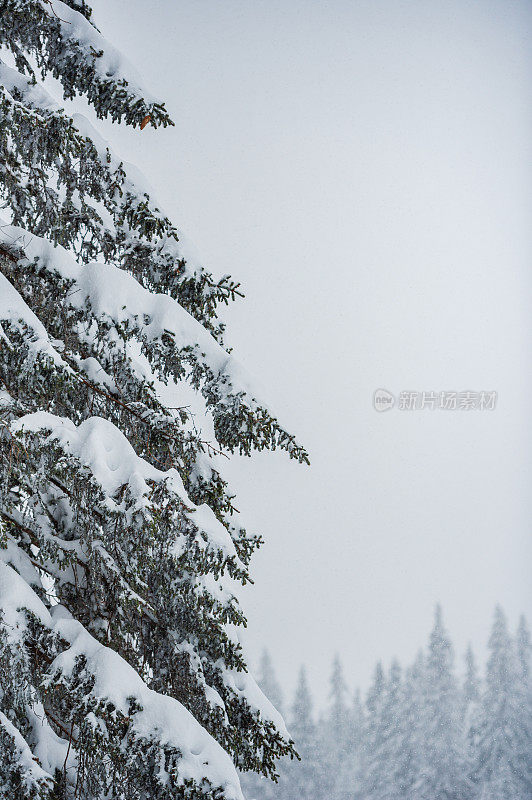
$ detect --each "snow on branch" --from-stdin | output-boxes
[0,221,309,463]
[0,270,67,369]
[0,557,244,799]
[1,0,173,127]
[0,59,242,327]
[10,412,241,565]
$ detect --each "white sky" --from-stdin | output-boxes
[85,0,531,708]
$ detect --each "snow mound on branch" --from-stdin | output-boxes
[11,412,239,560]
[0,59,58,111]
[224,665,289,741]
[0,555,244,799]
[7,411,289,735]
[0,711,53,790]
[0,272,67,367]
[0,557,52,641]
[0,219,274,412]
[0,59,197,282]
[50,605,244,797]
[40,0,161,109]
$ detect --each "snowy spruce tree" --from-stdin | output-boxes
[359,660,386,799]
[322,654,351,799]
[325,655,350,753]
[371,659,404,800]
[462,643,481,787]
[395,650,426,799]
[515,615,532,797]
[471,607,532,799]
[283,667,325,800]
[333,687,363,800]
[414,606,469,800]
[0,2,308,798]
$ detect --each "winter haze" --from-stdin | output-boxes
[85,0,531,705]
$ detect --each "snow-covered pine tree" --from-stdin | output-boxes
[462,643,481,789]
[359,660,386,799]
[322,654,350,799]
[413,606,469,800]
[284,666,325,800]
[470,607,531,799]
[514,615,532,798]
[0,2,308,798]
[333,687,363,800]
[395,650,426,800]
[372,659,404,800]
[358,659,407,800]
[326,654,350,747]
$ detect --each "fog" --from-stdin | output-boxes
[86,0,532,706]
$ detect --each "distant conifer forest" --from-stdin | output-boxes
[241,606,531,800]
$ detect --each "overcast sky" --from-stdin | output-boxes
[84,0,531,707]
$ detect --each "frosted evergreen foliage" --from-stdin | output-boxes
[0,2,308,798]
